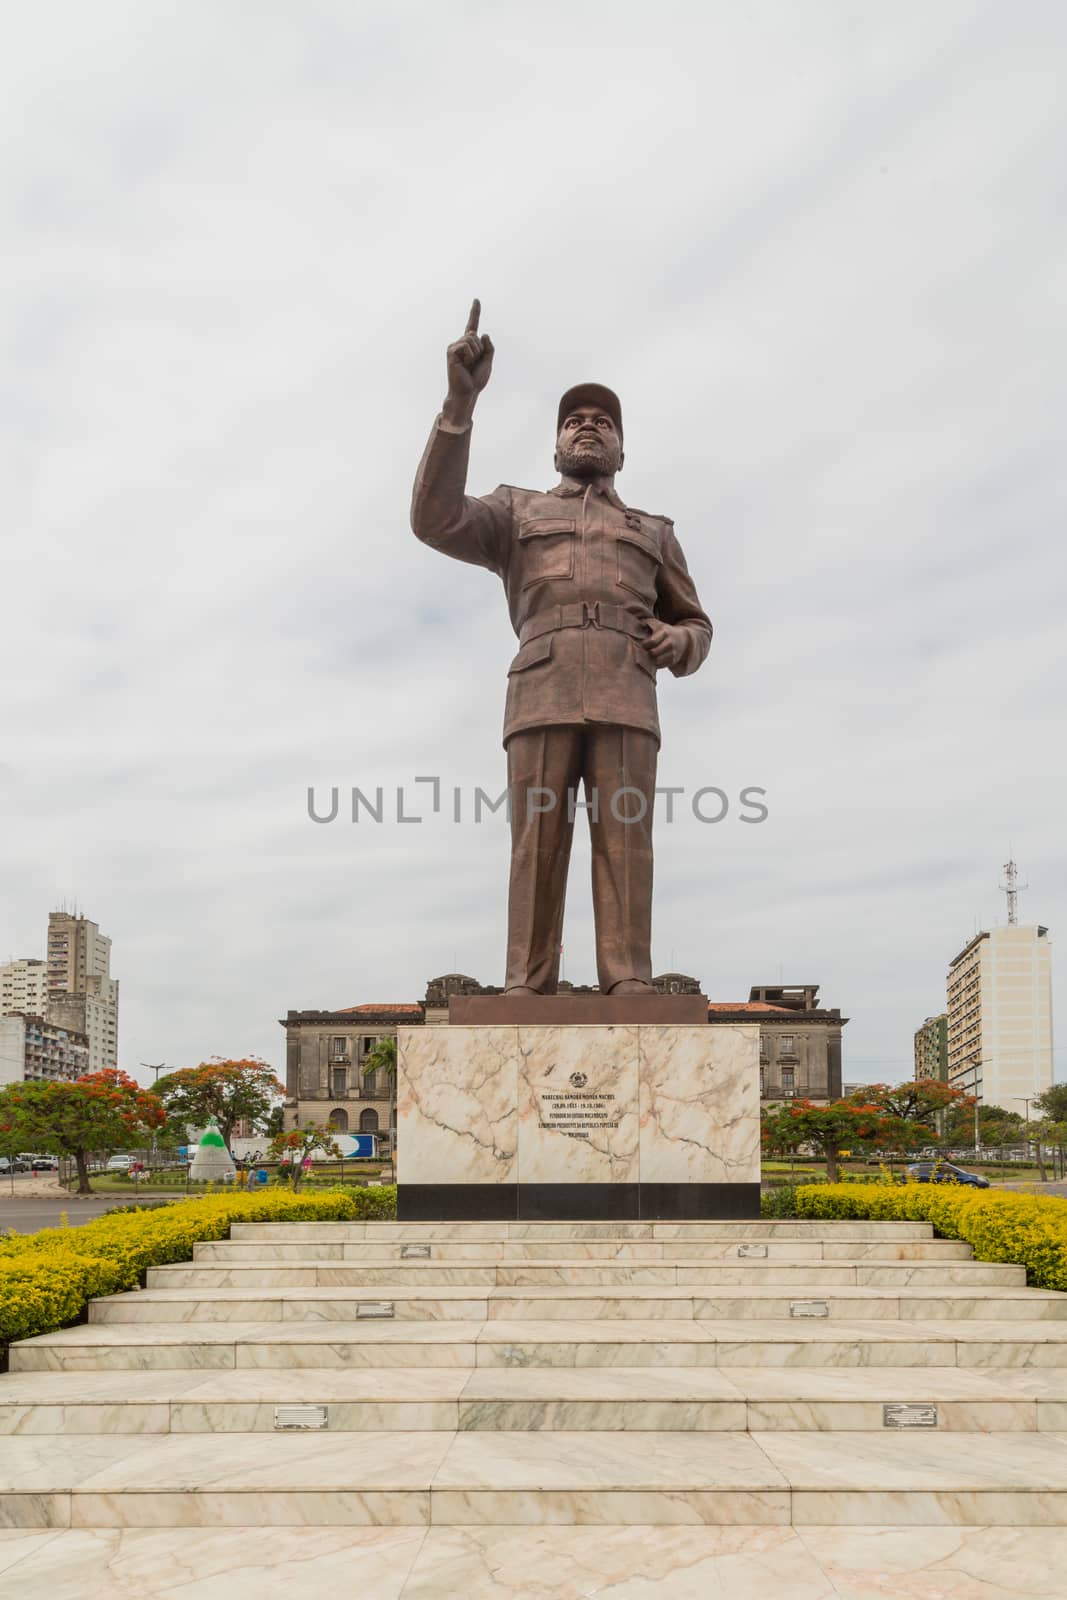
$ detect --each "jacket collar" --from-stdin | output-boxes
[552,474,627,510]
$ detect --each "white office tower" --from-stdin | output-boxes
[947,924,1054,1110]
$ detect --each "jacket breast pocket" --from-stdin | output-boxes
[518,517,576,586]
[507,634,554,675]
[615,526,661,602]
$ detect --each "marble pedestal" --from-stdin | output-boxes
[396,1022,760,1221]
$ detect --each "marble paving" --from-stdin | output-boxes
[2,1218,1066,1595]
[3,1524,1067,1598]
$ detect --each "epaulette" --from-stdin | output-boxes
[625,505,675,526]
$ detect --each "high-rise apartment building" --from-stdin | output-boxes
[45,912,119,1072]
[0,959,49,1018]
[0,1014,89,1087]
[946,926,1053,1110]
[914,1014,949,1082]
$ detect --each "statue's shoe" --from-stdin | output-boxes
[606,979,655,996]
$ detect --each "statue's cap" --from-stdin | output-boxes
[557,383,623,441]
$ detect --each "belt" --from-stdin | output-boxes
[519,602,648,647]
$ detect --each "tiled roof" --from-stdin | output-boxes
[336,1003,423,1015]
[707,1002,797,1014]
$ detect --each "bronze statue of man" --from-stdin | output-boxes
[412,302,712,998]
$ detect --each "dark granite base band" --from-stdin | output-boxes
[448,993,708,1025]
[398,1183,761,1222]
[398,1184,519,1222]
[518,1183,640,1221]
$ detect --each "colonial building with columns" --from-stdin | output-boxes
[282,975,848,1129]
[280,1003,423,1143]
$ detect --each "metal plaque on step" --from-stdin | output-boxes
[883,1403,938,1429]
[737,1244,768,1258]
[274,1405,328,1431]
[401,1244,432,1259]
[356,1301,395,1319]
[790,1299,829,1318]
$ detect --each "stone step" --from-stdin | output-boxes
[229,1220,941,1242]
[2,1429,1067,1528]
[194,1237,977,1262]
[14,1319,1067,1373]
[149,1259,1020,1288]
[1,1365,1065,1436]
[3,1522,1067,1595]
[87,1283,1067,1324]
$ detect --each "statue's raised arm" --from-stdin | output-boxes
[442,299,495,429]
[410,299,507,572]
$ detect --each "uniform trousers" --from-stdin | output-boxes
[504,723,658,994]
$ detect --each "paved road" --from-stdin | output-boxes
[0,1193,182,1232]
[994,1179,1067,1198]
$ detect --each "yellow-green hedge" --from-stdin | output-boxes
[0,1186,397,1353]
[794,1183,1067,1292]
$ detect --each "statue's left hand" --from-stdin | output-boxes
[642,620,687,670]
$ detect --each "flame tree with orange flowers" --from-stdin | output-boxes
[0,1069,167,1195]
[761,1097,928,1183]
[154,1058,285,1150]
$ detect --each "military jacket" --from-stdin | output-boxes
[411,415,712,746]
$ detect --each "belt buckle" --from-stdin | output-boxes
[582,600,601,628]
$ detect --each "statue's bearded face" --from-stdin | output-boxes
[555,405,623,479]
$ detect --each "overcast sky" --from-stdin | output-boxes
[3,1,1065,1093]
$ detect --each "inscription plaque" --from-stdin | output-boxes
[737,1244,768,1259]
[274,1405,328,1431]
[538,1090,621,1141]
[883,1403,938,1429]
[790,1299,830,1319]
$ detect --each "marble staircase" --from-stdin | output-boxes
[3,1218,1067,1597]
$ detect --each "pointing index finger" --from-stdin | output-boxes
[465,298,481,335]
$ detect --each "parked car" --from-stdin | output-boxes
[106,1154,134,1172]
[0,1157,31,1174]
[905,1161,991,1188]
[26,1155,59,1172]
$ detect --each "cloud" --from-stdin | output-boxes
[2,1,1064,1089]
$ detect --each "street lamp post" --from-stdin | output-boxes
[140,1063,167,1168]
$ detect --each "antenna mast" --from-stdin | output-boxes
[999,857,1028,926]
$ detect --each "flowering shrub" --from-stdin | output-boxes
[794,1182,1067,1291]
[0,1186,397,1354]
[269,1123,343,1191]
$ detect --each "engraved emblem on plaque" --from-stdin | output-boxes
[790,1299,829,1318]
[569,1071,588,1088]
[274,1405,328,1430]
[883,1403,938,1429]
[737,1244,768,1258]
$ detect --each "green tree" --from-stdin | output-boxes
[1047,1120,1067,1181]
[0,1069,166,1195]
[1024,1117,1053,1183]
[762,1098,926,1183]
[154,1058,284,1148]
[362,1037,397,1141]
[942,1101,1023,1149]
[362,1036,397,1091]
[1034,1085,1067,1123]
[268,1123,342,1192]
